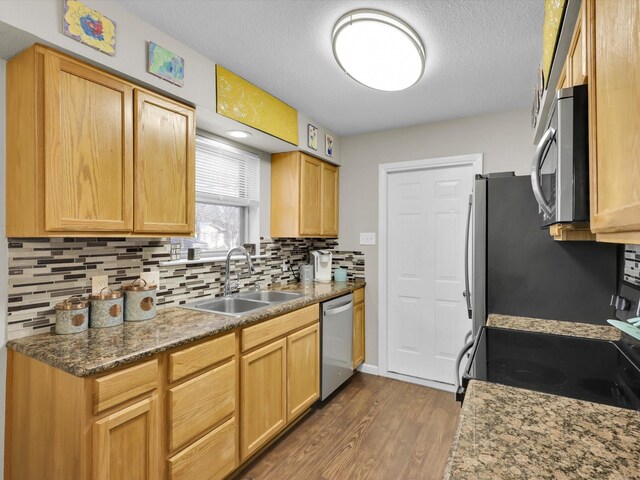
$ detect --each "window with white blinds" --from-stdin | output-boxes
[195,135,260,207]
[175,134,260,255]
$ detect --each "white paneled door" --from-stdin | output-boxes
[386,163,473,385]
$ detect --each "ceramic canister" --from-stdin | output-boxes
[89,287,124,328]
[123,278,157,322]
[54,296,89,335]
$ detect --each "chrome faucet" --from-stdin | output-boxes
[224,246,256,297]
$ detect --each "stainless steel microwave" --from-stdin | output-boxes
[531,85,589,227]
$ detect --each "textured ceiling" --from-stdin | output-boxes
[117,0,544,136]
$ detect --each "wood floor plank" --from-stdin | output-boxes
[236,373,460,480]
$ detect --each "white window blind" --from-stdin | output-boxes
[195,135,260,207]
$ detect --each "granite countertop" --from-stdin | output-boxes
[7,280,365,377]
[445,380,640,479]
[487,313,622,341]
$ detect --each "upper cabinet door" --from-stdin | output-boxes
[134,90,195,234]
[299,154,321,235]
[43,54,133,232]
[320,162,339,237]
[589,0,640,239]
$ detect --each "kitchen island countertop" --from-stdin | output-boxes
[7,280,365,377]
[445,379,640,479]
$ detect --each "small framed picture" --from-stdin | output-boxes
[325,134,334,158]
[308,124,318,150]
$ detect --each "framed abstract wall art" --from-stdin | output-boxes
[147,42,185,87]
[63,0,116,56]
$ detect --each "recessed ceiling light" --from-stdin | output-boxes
[332,9,425,92]
[226,130,252,139]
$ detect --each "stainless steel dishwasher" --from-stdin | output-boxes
[321,293,354,400]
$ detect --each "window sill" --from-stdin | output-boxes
[159,255,264,267]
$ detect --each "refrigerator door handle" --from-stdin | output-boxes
[463,193,473,319]
[454,331,475,395]
[531,126,555,219]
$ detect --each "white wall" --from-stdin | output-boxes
[338,108,535,367]
[0,58,8,477]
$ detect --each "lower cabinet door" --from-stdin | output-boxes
[168,417,236,480]
[287,323,320,421]
[240,338,287,460]
[353,302,365,369]
[93,396,160,480]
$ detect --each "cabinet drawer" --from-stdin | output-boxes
[241,304,318,352]
[93,359,158,414]
[169,360,235,451]
[169,332,235,383]
[168,417,236,480]
[353,288,364,304]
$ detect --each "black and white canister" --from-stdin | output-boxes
[123,278,157,322]
[89,287,124,328]
[54,296,89,335]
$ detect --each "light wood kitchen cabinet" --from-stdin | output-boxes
[352,288,366,369]
[44,53,134,233]
[566,0,588,88]
[271,151,339,238]
[287,323,320,421]
[240,338,288,460]
[167,332,237,480]
[168,361,235,451]
[6,352,161,480]
[93,396,160,480]
[320,161,339,236]
[93,359,158,414]
[587,0,640,243]
[6,44,195,237]
[300,154,322,235]
[556,0,587,91]
[168,417,236,480]
[5,332,237,480]
[240,304,320,461]
[134,89,195,234]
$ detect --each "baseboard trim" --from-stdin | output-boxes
[380,371,456,393]
[356,363,379,375]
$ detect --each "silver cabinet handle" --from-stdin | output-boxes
[463,193,472,319]
[324,301,353,316]
[531,126,555,219]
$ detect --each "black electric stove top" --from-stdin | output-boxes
[460,326,640,410]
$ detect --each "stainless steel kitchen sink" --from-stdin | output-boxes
[181,290,305,316]
[237,291,304,303]
[183,297,270,316]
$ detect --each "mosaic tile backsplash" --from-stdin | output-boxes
[624,244,640,287]
[7,237,365,340]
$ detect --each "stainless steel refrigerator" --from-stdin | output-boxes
[468,173,617,336]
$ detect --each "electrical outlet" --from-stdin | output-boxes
[92,275,109,294]
[140,270,160,287]
[360,232,376,245]
[282,260,289,272]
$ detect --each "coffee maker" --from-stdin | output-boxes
[310,250,332,283]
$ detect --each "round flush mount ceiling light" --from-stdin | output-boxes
[332,9,425,92]
[226,130,252,139]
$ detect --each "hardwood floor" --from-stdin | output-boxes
[236,373,461,480]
